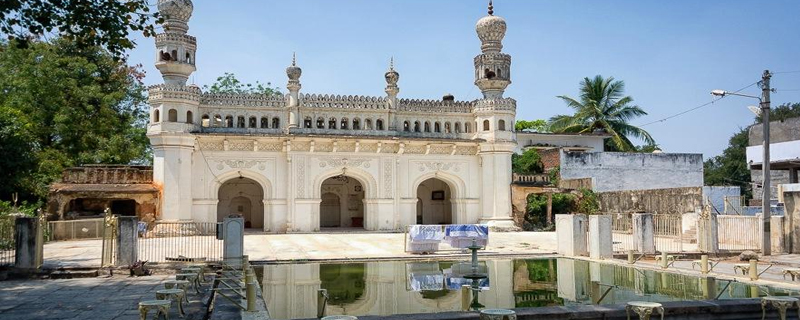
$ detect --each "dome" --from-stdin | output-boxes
[384,58,399,86]
[475,1,506,53]
[158,0,194,23]
[286,54,302,81]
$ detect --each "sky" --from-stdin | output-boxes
[127,0,800,159]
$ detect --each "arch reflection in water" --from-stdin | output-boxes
[256,258,800,319]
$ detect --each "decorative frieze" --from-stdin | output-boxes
[360,143,377,153]
[199,141,224,151]
[455,146,479,155]
[292,142,310,152]
[296,158,305,197]
[383,162,393,198]
[337,142,356,153]
[404,145,426,154]
[315,142,333,152]
[214,159,266,171]
[416,162,461,172]
[257,142,283,152]
[429,145,451,155]
[318,158,371,169]
[228,140,252,151]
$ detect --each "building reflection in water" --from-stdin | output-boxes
[258,258,799,320]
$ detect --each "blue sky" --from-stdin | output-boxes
[127,0,800,158]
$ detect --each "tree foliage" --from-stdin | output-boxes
[0,39,150,201]
[515,119,548,132]
[512,149,543,174]
[704,102,800,201]
[704,128,751,199]
[0,0,162,58]
[549,75,655,152]
[204,73,282,96]
[757,102,800,123]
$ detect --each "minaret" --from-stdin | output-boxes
[474,0,511,99]
[148,0,199,222]
[473,1,517,230]
[384,57,399,130]
[286,53,302,130]
[155,0,197,85]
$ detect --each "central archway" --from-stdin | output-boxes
[217,177,264,229]
[416,178,453,224]
[320,175,365,228]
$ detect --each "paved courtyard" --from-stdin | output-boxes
[42,231,559,268]
[0,274,205,320]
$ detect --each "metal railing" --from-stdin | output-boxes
[0,216,15,266]
[611,213,634,253]
[654,214,684,253]
[138,221,222,263]
[718,215,760,251]
[512,173,550,185]
[47,218,104,241]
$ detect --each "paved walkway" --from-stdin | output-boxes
[42,231,559,267]
[0,274,202,320]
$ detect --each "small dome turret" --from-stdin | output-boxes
[384,57,399,86]
[475,0,506,53]
[286,53,302,81]
[158,0,194,33]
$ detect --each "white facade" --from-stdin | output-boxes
[147,0,517,232]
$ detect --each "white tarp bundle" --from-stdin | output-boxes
[443,224,489,248]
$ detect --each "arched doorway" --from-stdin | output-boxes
[416,178,453,224]
[218,177,264,229]
[320,175,364,228]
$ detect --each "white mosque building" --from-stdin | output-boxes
[148,0,517,232]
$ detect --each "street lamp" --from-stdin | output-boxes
[711,70,772,255]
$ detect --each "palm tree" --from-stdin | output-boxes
[548,75,655,151]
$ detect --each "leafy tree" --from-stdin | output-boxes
[634,143,661,153]
[512,149,543,174]
[756,102,800,123]
[703,128,751,199]
[515,119,548,132]
[0,39,150,201]
[0,0,162,58]
[575,188,599,214]
[204,73,282,96]
[549,75,655,151]
[525,193,575,230]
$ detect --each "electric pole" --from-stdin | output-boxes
[761,69,772,256]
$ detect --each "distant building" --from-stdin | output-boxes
[514,132,608,172]
[147,0,518,232]
[747,117,800,204]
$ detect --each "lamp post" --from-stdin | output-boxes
[711,70,772,255]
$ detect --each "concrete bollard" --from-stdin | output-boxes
[700,255,709,274]
[116,217,138,266]
[14,217,41,270]
[749,259,758,281]
[628,250,635,264]
[660,252,668,269]
[246,281,256,312]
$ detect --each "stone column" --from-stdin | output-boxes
[223,216,244,259]
[477,142,517,229]
[783,184,800,253]
[150,133,195,220]
[116,217,139,266]
[588,215,612,259]
[698,211,719,253]
[556,214,588,256]
[632,213,655,254]
[771,216,785,254]
[14,217,41,269]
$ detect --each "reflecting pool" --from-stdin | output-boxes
[255,258,799,320]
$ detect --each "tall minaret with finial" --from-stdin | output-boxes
[473,1,517,230]
[286,53,302,130]
[148,0,200,222]
[385,57,399,130]
[474,0,511,99]
[155,0,197,85]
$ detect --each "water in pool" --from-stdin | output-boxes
[254,258,798,319]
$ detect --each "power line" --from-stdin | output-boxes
[773,70,800,75]
[637,81,760,127]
